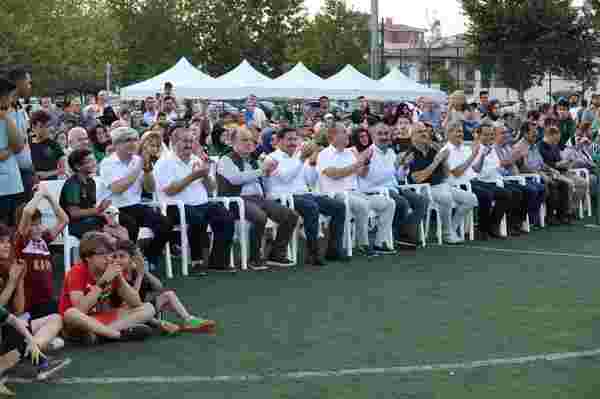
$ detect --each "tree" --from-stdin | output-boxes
[461,0,599,101]
[200,0,307,77]
[287,0,370,78]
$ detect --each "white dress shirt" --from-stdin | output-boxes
[475,146,503,183]
[265,149,316,198]
[99,153,144,208]
[316,145,358,193]
[443,142,478,186]
[358,144,400,193]
[153,152,209,206]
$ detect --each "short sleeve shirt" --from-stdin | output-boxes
[30,139,64,172]
[409,147,446,186]
[99,153,143,208]
[316,146,358,192]
[14,232,56,310]
[0,120,24,196]
[58,262,121,315]
[60,175,97,220]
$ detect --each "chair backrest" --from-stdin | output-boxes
[37,179,67,224]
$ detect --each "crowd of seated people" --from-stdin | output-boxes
[0,73,599,386]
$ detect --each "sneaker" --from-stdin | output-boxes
[267,255,294,267]
[180,316,216,333]
[325,254,351,263]
[443,232,464,245]
[357,246,379,257]
[36,357,72,381]
[48,337,65,352]
[119,324,153,341]
[373,243,396,255]
[248,259,269,271]
[158,320,181,336]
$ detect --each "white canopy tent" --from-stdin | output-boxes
[120,57,216,99]
[322,65,392,100]
[379,67,446,101]
[259,62,325,99]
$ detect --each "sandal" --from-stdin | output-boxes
[179,316,216,333]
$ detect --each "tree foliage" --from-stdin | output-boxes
[287,0,370,78]
[461,0,599,97]
[1,0,370,94]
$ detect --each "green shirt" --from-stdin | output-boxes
[0,305,10,326]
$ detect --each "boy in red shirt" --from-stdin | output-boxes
[59,231,155,342]
[14,183,68,318]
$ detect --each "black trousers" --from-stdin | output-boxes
[166,202,235,268]
[470,181,513,232]
[118,204,173,264]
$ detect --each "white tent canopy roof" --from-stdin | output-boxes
[379,67,447,100]
[259,62,325,98]
[322,65,390,100]
[120,57,215,99]
[216,59,271,87]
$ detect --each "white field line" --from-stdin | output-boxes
[9,348,600,385]
[445,245,600,260]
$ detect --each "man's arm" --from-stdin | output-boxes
[103,158,143,194]
[17,192,44,236]
[411,149,448,183]
[270,156,304,184]
[449,146,479,177]
[217,157,264,185]
[4,115,25,153]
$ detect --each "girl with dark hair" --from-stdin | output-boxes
[350,127,372,155]
[87,125,111,163]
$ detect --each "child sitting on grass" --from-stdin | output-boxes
[113,239,216,335]
[59,231,156,344]
[0,223,70,381]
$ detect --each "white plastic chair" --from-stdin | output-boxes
[571,168,592,218]
[400,183,439,245]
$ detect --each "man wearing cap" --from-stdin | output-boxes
[99,127,173,269]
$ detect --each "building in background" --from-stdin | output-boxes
[380,17,597,104]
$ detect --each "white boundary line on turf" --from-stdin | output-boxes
[9,347,600,385]
[444,245,600,260]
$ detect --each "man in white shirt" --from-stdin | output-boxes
[143,96,158,126]
[265,127,347,266]
[244,95,267,130]
[408,122,478,244]
[359,123,428,247]
[317,123,396,256]
[216,127,299,269]
[443,120,512,239]
[99,127,173,269]
[471,121,523,236]
[154,128,234,272]
[162,96,178,124]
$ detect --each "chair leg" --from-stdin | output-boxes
[240,222,249,271]
[540,203,546,228]
[419,221,426,247]
[181,228,189,277]
[500,214,508,237]
[63,241,71,274]
[164,242,174,279]
[435,210,443,245]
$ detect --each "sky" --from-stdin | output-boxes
[304,0,467,36]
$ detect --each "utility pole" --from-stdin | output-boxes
[106,62,112,93]
[370,0,378,79]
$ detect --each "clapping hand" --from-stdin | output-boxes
[9,260,25,282]
[96,199,112,215]
[25,338,46,366]
[191,160,210,179]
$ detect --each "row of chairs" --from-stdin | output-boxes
[37,165,592,279]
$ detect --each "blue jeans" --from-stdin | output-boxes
[524,180,545,225]
[0,194,19,226]
[293,194,346,257]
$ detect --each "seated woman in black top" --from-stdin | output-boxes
[59,149,111,238]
